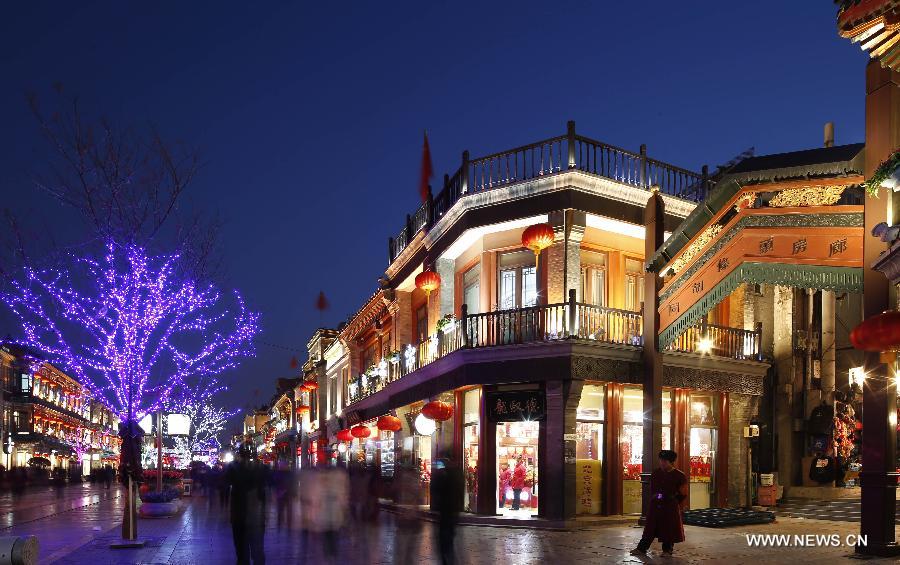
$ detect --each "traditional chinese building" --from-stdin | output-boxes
[298,122,780,521]
[1,344,120,476]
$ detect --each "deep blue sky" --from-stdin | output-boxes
[1,2,868,433]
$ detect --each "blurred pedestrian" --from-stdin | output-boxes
[275,467,297,530]
[393,462,422,564]
[317,463,348,563]
[52,466,65,498]
[227,446,268,564]
[103,465,113,489]
[349,464,378,553]
[431,454,463,565]
[632,450,688,557]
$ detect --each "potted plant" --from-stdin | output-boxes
[138,486,180,517]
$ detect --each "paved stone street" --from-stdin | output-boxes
[3,484,900,564]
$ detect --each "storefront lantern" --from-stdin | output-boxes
[350,425,371,439]
[336,428,354,442]
[295,405,310,415]
[415,269,441,297]
[298,384,309,393]
[376,415,402,432]
[521,222,555,261]
[850,311,900,357]
[305,381,319,391]
[414,413,437,436]
[421,400,453,421]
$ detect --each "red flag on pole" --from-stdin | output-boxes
[315,291,329,312]
[290,356,298,369]
[419,131,433,203]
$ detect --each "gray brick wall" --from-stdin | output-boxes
[727,393,759,507]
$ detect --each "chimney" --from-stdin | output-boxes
[824,122,834,148]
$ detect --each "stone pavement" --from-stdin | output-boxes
[5,484,900,564]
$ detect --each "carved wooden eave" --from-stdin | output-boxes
[341,289,389,342]
[655,178,865,348]
[839,0,900,71]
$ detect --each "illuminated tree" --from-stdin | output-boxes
[0,241,260,424]
[168,378,237,463]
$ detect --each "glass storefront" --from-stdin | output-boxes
[689,393,718,509]
[497,421,538,517]
[576,383,605,514]
[462,389,480,513]
[622,387,673,514]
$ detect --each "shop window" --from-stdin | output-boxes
[580,250,608,307]
[624,257,644,312]
[415,304,428,343]
[498,250,537,309]
[463,264,481,315]
[361,343,376,372]
[462,388,480,512]
[20,373,31,394]
[689,393,719,509]
[340,366,349,410]
[621,387,673,514]
[497,420,538,517]
[328,375,337,416]
[576,384,605,515]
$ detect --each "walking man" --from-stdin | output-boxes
[632,450,688,557]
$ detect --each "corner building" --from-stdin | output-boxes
[307,123,776,520]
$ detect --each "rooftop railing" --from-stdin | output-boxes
[388,120,710,263]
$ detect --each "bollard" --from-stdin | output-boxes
[0,536,39,565]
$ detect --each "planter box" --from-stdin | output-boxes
[139,501,178,517]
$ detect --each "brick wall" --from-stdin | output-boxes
[547,241,580,304]
[728,393,759,507]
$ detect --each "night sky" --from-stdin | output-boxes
[0,2,868,433]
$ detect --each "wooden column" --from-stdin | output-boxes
[476,385,498,516]
[640,188,666,520]
[604,383,624,515]
[859,61,900,557]
[717,393,730,508]
[672,389,691,508]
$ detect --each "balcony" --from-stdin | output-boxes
[346,296,760,406]
[388,121,710,263]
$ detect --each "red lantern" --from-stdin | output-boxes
[297,384,309,393]
[415,269,441,297]
[305,381,319,391]
[376,415,402,432]
[350,425,371,439]
[336,429,354,442]
[850,311,900,352]
[422,401,453,421]
[522,223,555,260]
[295,405,310,415]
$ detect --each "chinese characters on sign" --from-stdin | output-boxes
[486,390,546,422]
[829,238,847,257]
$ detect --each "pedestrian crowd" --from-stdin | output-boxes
[214,445,464,565]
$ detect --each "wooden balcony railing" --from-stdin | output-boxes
[666,320,763,361]
[388,120,710,263]
[346,295,761,406]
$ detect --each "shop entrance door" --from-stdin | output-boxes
[689,427,717,509]
[496,421,538,518]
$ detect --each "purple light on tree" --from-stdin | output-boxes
[0,241,260,422]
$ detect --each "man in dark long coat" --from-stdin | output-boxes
[632,450,688,557]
